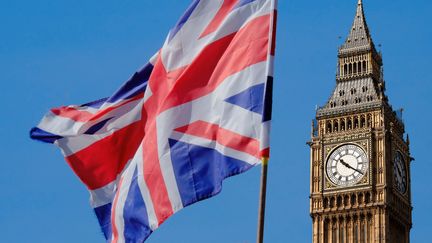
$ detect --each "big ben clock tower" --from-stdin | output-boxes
[308,1,413,242]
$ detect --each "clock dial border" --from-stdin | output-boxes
[393,150,408,194]
[325,143,369,187]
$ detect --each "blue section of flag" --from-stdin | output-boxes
[94,203,113,241]
[106,63,153,103]
[123,167,153,243]
[169,139,253,207]
[235,0,259,9]
[168,0,200,41]
[29,127,63,144]
[85,118,113,135]
[81,98,109,109]
[262,76,273,122]
[225,83,265,115]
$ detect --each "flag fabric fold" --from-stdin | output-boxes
[30,0,277,242]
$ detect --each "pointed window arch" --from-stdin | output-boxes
[341,119,346,131]
[361,116,366,128]
[367,114,372,127]
[327,121,332,133]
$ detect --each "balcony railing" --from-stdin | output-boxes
[336,70,371,80]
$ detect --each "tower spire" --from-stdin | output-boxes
[319,0,385,115]
[335,0,383,83]
[339,0,374,54]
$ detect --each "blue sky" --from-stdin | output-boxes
[1,0,431,242]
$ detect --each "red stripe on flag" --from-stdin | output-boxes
[65,120,143,190]
[51,94,143,122]
[142,126,174,224]
[259,148,270,158]
[175,120,261,158]
[51,107,93,122]
[199,0,239,38]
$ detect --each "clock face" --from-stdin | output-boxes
[326,144,369,187]
[394,151,407,194]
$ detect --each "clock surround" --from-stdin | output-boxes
[326,143,369,187]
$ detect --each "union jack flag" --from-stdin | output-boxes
[30,0,277,242]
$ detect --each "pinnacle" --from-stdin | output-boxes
[339,0,374,54]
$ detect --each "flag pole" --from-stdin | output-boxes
[256,0,277,241]
[256,157,269,243]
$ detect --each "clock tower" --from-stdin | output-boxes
[308,1,413,242]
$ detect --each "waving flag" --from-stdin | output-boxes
[30,0,277,242]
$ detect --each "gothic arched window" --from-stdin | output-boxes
[327,121,332,133]
[367,114,372,127]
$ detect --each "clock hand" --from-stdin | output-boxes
[353,167,365,175]
[339,159,364,175]
[397,164,403,176]
[395,166,402,178]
